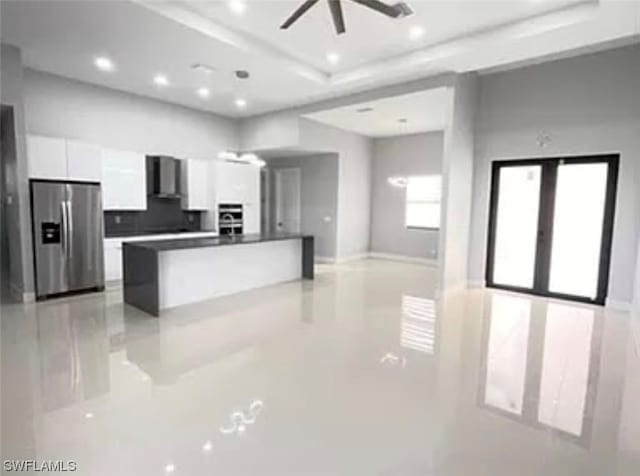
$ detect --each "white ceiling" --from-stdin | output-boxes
[303,87,451,137]
[1,0,638,118]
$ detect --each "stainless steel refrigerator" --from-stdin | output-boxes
[31,180,104,299]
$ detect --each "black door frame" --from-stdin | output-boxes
[485,154,619,306]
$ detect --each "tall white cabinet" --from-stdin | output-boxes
[213,161,261,234]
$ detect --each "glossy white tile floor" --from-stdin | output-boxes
[1,259,639,475]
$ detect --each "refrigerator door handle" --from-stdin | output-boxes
[60,200,68,258]
[66,200,73,258]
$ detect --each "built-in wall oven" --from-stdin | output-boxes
[218,204,243,236]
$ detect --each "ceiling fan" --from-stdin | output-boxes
[281,0,413,35]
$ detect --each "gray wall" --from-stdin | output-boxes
[299,119,372,260]
[23,69,238,158]
[470,44,640,305]
[635,237,640,314]
[266,154,339,260]
[1,43,34,297]
[370,131,443,260]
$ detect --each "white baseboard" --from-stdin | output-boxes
[8,282,35,303]
[368,252,437,267]
[605,298,632,311]
[22,291,35,303]
[334,253,369,264]
[467,279,486,289]
[314,256,336,264]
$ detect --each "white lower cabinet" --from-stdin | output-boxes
[104,239,123,283]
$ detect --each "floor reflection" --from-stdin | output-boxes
[479,293,603,446]
[401,295,436,354]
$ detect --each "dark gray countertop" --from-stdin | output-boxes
[105,229,217,238]
[123,232,312,252]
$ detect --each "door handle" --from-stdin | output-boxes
[66,200,73,258]
[60,201,68,257]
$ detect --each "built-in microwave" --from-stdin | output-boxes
[218,204,243,236]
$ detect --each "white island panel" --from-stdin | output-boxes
[158,239,302,310]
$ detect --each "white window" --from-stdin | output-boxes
[405,175,441,229]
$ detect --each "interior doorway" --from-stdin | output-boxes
[486,155,619,305]
[273,167,301,233]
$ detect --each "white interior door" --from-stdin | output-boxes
[274,168,301,233]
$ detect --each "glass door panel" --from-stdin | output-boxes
[487,156,617,305]
[492,166,541,289]
[548,163,608,299]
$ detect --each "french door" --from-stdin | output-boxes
[486,155,619,305]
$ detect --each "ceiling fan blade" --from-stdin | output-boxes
[351,0,402,18]
[328,0,346,35]
[281,0,320,29]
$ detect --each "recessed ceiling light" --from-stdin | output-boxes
[94,56,114,72]
[228,0,246,15]
[327,52,340,64]
[84,412,94,419]
[356,107,374,113]
[164,463,175,474]
[202,441,213,453]
[196,87,210,99]
[153,74,169,87]
[409,26,424,40]
[235,98,247,108]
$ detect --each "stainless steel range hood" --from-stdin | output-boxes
[148,156,181,198]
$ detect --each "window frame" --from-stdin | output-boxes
[404,175,442,231]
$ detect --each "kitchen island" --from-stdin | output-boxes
[122,233,314,316]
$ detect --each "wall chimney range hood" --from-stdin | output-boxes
[147,156,182,198]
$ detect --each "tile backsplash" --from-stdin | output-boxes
[104,196,203,236]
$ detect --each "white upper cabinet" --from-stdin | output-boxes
[101,149,147,210]
[66,140,102,182]
[216,162,259,205]
[27,135,102,182]
[27,135,68,180]
[181,159,211,210]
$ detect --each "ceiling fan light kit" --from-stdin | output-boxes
[281,0,413,35]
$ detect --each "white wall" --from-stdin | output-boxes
[299,118,372,260]
[240,113,300,152]
[469,44,640,305]
[440,76,477,292]
[370,132,443,260]
[0,43,34,297]
[23,70,238,159]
